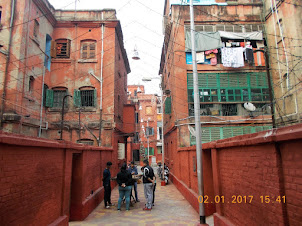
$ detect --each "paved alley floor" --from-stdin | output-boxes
[70,180,214,226]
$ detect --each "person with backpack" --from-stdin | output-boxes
[116,163,132,211]
[142,159,155,211]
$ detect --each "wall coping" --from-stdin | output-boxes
[0,131,113,151]
[178,123,302,151]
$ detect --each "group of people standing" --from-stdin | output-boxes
[102,159,156,211]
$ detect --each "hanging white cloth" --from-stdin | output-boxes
[196,52,205,63]
[221,47,244,68]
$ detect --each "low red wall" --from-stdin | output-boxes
[203,123,302,226]
[166,124,302,225]
[0,132,115,226]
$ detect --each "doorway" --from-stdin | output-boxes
[133,149,140,162]
[69,153,82,221]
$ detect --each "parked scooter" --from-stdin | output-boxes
[164,164,169,184]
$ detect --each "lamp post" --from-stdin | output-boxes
[189,0,206,224]
[60,94,72,140]
[142,76,165,180]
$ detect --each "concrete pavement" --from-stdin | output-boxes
[70,176,213,226]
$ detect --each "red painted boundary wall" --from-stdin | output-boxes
[0,132,117,226]
[204,123,302,226]
[167,123,302,225]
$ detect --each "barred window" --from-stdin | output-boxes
[33,20,39,37]
[53,89,68,108]
[80,90,95,107]
[81,40,96,59]
[55,39,71,58]
[74,88,96,108]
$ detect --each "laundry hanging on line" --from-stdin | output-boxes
[221,47,244,68]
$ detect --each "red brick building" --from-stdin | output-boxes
[263,0,302,126]
[159,0,273,216]
[127,85,162,165]
[0,0,134,156]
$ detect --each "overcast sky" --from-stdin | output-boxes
[49,0,164,94]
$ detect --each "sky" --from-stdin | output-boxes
[49,0,165,94]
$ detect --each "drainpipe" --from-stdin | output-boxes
[38,66,46,137]
[98,12,105,146]
[0,0,16,128]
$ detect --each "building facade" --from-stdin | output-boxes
[0,0,134,158]
[127,85,162,165]
[159,0,274,214]
[160,0,273,151]
[263,0,302,126]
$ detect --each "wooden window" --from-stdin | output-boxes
[187,72,269,104]
[165,97,171,114]
[55,39,71,58]
[43,84,49,107]
[33,19,39,37]
[145,147,154,156]
[190,126,272,146]
[53,89,68,108]
[74,87,96,107]
[45,88,68,108]
[81,41,96,59]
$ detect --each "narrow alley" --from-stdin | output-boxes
[70,167,213,226]
[1,0,302,225]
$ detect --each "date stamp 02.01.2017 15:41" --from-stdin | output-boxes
[198,195,286,204]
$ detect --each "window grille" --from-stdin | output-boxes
[222,104,238,116]
[53,90,68,108]
[187,73,269,103]
[80,90,95,107]
[135,112,139,124]
[33,20,39,37]
[55,39,70,58]
[134,132,139,143]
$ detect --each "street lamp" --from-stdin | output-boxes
[142,76,165,180]
[60,94,73,140]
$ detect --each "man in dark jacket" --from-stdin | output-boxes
[117,163,132,211]
[142,159,154,210]
[103,161,113,209]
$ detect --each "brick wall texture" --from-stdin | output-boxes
[0,132,115,226]
[165,124,302,226]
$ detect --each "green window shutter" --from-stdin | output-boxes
[93,89,97,107]
[74,89,81,107]
[165,96,171,114]
[150,148,154,155]
[45,89,54,108]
